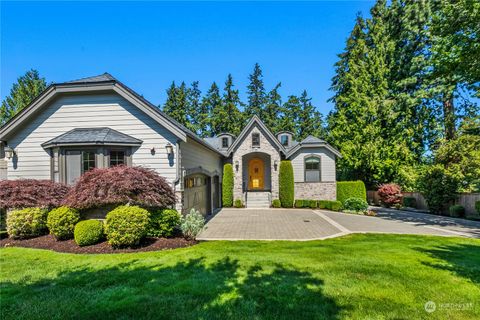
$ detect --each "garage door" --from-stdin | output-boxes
[183,174,210,216]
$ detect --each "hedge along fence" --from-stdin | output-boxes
[222,163,234,207]
[279,160,294,208]
[336,181,366,205]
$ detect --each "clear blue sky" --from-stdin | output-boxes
[1,1,373,115]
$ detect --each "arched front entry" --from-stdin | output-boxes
[248,158,265,190]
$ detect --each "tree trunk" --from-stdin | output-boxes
[443,90,455,140]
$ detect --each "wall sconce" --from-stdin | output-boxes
[165,143,174,156]
[150,147,156,155]
[235,160,239,172]
[274,160,278,171]
[5,146,16,159]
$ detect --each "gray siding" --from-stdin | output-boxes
[290,147,336,182]
[181,137,222,177]
[5,93,179,183]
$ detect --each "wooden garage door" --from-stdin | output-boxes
[183,174,210,216]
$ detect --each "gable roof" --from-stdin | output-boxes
[286,135,342,158]
[225,115,286,156]
[41,127,143,148]
[0,73,223,156]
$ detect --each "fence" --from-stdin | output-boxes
[367,190,480,216]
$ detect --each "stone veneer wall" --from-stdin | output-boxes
[294,182,336,200]
[232,126,281,202]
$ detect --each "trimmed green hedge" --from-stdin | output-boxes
[222,163,234,207]
[47,206,80,240]
[146,209,181,238]
[74,220,104,246]
[279,161,294,208]
[337,181,366,205]
[105,205,150,247]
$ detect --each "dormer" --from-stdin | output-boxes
[217,133,235,150]
[276,131,294,148]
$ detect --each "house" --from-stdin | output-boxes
[0,73,341,214]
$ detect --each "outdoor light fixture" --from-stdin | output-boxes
[274,160,278,171]
[165,143,174,156]
[150,147,156,155]
[5,146,15,159]
[235,160,239,172]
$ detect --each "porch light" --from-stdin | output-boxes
[235,160,239,172]
[165,143,174,156]
[5,146,15,159]
[274,160,278,171]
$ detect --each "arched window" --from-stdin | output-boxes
[305,156,321,182]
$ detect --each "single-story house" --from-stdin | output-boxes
[0,73,341,214]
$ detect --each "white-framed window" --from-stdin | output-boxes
[305,156,321,182]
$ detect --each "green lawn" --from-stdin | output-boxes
[1,234,479,320]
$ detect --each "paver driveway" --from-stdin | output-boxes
[197,208,480,240]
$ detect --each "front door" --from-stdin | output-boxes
[248,158,264,190]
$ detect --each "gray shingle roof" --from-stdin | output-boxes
[65,73,115,84]
[301,135,326,144]
[42,127,143,148]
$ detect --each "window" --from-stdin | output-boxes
[82,151,96,173]
[252,133,260,146]
[109,150,125,167]
[221,137,229,148]
[280,135,289,147]
[305,156,321,182]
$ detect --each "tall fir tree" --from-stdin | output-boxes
[162,81,189,127]
[264,83,282,133]
[297,90,325,140]
[245,63,266,119]
[279,95,300,135]
[201,82,222,137]
[1,69,47,125]
[187,81,202,134]
[220,74,244,136]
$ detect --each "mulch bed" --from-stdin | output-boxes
[0,234,197,254]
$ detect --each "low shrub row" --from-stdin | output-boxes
[294,199,343,211]
[5,204,201,248]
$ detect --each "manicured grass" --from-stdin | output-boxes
[1,234,479,319]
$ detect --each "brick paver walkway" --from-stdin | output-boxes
[197,208,479,240]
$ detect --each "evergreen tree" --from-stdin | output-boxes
[297,90,325,140]
[264,83,282,133]
[201,82,222,137]
[245,63,266,119]
[1,69,47,125]
[187,81,202,134]
[162,82,189,127]
[220,74,244,136]
[279,95,300,135]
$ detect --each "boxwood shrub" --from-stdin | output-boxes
[6,208,48,239]
[47,206,80,240]
[74,220,104,246]
[318,200,329,209]
[222,164,234,207]
[279,161,294,208]
[272,199,281,208]
[295,199,304,208]
[146,209,181,238]
[344,198,368,213]
[337,181,366,205]
[308,200,318,209]
[330,201,343,211]
[449,205,465,218]
[234,199,243,208]
[105,205,150,247]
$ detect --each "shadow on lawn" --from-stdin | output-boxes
[416,243,480,285]
[1,257,341,320]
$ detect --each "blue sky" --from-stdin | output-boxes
[1,1,373,115]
